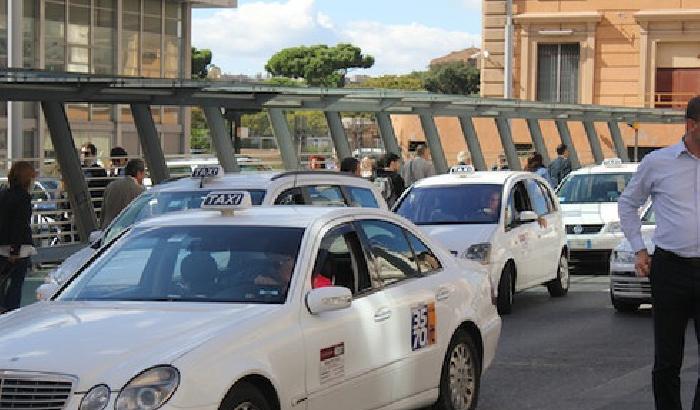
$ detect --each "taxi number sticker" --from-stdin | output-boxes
[411,302,436,351]
[319,342,345,384]
[203,192,245,207]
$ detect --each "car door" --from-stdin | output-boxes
[504,180,539,290]
[301,222,394,410]
[524,178,560,282]
[355,219,441,402]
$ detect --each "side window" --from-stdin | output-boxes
[357,220,420,286]
[274,187,305,205]
[506,182,532,229]
[406,232,442,274]
[307,185,345,206]
[525,179,549,216]
[345,186,379,208]
[312,224,372,295]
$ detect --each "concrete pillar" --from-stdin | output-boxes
[583,120,604,164]
[268,109,299,170]
[419,112,449,174]
[7,0,23,164]
[130,104,170,184]
[376,112,402,157]
[555,119,581,169]
[202,105,240,173]
[325,112,352,160]
[494,117,522,171]
[41,102,97,242]
[457,115,487,171]
[607,121,630,162]
[527,118,550,165]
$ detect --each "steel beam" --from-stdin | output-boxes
[268,108,300,170]
[324,112,352,160]
[555,119,581,169]
[494,117,522,171]
[130,103,170,184]
[526,118,550,165]
[202,105,240,173]
[41,101,97,242]
[376,112,402,157]
[457,115,487,171]
[583,120,604,164]
[419,113,449,174]
[607,121,630,162]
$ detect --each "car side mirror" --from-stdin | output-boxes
[36,283,60,301]
[89,230,103,248]
[518,211,539,223]
[306,286,352,315]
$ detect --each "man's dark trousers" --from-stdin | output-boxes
[0,256,29,311]
[651,248,700,410]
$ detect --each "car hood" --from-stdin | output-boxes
[0,301,280,390]
[561,202,619,225]
[418,224,497,255]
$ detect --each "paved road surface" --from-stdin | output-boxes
[479,276,698,410]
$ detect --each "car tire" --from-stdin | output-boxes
[219,382,272,410]
[496,263,514,315]
[547,252,570,298]
[611,291,640,313]
[434,329,481,410]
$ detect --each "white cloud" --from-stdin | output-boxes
[192,0,480,76]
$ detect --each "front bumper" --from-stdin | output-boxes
[610,264,651,303]
[566,233,625,251]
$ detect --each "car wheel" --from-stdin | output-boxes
[219,382,271,410]
[434,330,481,410]
[547,252,570,297]
[496,263,514,315]
[611,291,640,313]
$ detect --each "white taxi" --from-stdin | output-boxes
[609,205,655,312]
[557,158,638,271]
[36,168,387,300]
[2,192,500,410]
[395,166,568,315]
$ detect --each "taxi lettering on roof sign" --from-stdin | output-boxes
[450,165,476,176]
[201,191,252,211]
[602,158,623,168]
[192,166,223,178]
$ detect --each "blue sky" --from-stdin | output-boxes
[192,0,482,76]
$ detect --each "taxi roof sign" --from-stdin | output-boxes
[192,165,223,179]
[201,191,252,215]
[602,158,623,168]
[450,165,476,176]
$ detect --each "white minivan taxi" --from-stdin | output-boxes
[2,192,500,410]
[36,169,387,300]
[556,158,638,271]
[395,166,569,314]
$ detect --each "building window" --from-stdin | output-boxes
[537,43,580,104]
[0,1,7,67]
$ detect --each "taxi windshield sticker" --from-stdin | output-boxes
[319,342,345,384]
[411,302,436,351]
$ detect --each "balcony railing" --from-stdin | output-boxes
[652,92,698,109]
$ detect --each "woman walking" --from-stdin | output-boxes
[526,153,554,187]
[0,161,37,313]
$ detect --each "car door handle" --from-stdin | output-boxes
[436,287,452,301]
[374,307,392,322]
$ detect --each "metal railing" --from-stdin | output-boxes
[652,92,697,109]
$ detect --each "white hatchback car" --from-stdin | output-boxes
[395,166,569,314]
[557,158,638,271]
[36,169,387,300]
[3,194,500,410]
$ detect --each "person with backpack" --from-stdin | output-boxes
[374,153,405,208]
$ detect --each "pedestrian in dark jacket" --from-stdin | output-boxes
[374,153,406,207]
[0,161,37,313]
[548,144,573,187]
[80,142,109,211]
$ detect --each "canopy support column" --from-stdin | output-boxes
[376,112,401,157]
[325,112,352,160]
[494,117,522,171]
[457,115,487,171]
[583,120,604,164]
[202,105,239,173]
[527,118,550,165]
[130,103,170,184]
[555,119,581,169]
[268,109,299,170]
[419,112,449,174]
[607,121,630,162]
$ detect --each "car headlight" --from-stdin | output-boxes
[612,250,635,264]
[464,243,491,265]
[115,366,180,410]
[80,385,110,410]
[605,221,623,234]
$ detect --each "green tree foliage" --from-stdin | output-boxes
[191,47,212,79]
[190,107,211,153]
[350,73,426,91]
[423,61,480,96]
[265,43,374,87]
[264,77,306,87]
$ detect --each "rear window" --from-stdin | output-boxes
[396,184,502,225]
[557,173,633,204]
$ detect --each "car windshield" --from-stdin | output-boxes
[557,173,633,204]
[103,189,266,243]
[60,226,304,304]
[396,184,502,225]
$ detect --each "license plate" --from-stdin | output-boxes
[568,239,592,249]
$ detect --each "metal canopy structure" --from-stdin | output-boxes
[0,69,686,250]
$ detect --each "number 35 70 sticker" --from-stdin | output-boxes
[411,302,436,351]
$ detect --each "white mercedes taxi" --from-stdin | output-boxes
[556,158,638,271]
[8,192,501,410]
[395,166,568,315]
[609,205,655,312]
[36,168,387,300]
